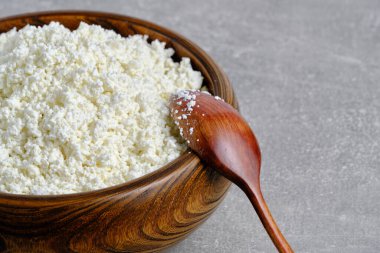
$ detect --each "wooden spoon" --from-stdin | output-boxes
[170,90,293,253]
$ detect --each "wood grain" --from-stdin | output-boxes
[0,11,237,253]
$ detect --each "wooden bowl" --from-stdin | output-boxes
[0,11,237,253]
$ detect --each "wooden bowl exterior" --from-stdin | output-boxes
[0,11,237,253]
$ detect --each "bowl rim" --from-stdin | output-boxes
[0,10,232,201]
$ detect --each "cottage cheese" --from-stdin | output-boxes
[0,22,202,195]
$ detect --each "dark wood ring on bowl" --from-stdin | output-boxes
[0,11,237,253]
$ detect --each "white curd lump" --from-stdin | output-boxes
[0,22,202,194]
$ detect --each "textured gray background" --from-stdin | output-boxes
[1,0,379,252]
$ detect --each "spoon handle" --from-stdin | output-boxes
[244,184,294,253]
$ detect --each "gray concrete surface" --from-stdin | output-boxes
[1,0,379,252]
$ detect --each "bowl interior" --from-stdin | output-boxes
[0,11,236,199]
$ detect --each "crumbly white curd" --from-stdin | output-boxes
[0,22,202,194]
